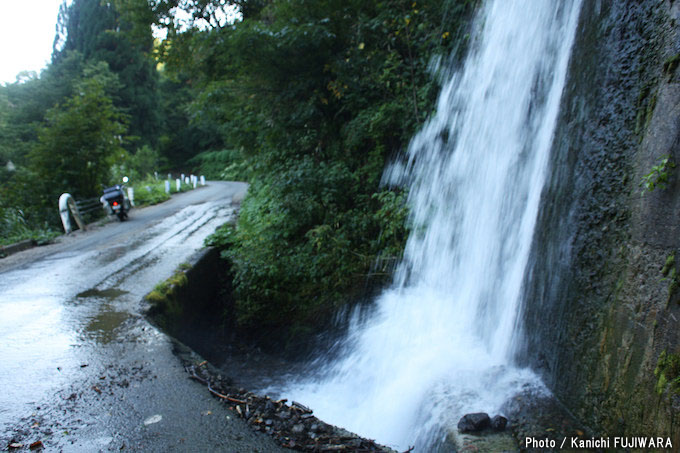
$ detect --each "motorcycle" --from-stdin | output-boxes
[101,176,131,221]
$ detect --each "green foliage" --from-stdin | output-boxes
[128,145,164,178]
[29,65,128,201]
[130,177,171,206]
[205,222,236,248]
[0,205,59,247]
[222,160,410,330]
[54,0,160,149]
[187,148,249,180]
[371,189,410,272]
[152,269,189,297]
[112,144,167,182]
[640,154,675,195]
[0,61,130,234]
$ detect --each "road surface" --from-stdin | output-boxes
[0,181,288,452]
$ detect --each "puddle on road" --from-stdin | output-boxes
[76,288,132,343]
[76,288,129,299]
[83,309,131,344]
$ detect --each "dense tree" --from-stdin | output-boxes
[53,0,160,148]
[29,62,127,201]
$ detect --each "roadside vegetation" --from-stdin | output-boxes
[1,0,478,345]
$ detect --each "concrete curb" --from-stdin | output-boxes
[0,239,35,258]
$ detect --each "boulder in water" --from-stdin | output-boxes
[457,412,491,433]
[491,415,508,431]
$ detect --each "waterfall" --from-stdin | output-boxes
[282,0,583,450]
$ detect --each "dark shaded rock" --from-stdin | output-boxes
[491,415,508,431]
[458,412,491,433]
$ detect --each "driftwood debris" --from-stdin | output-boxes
[185,364,396,452]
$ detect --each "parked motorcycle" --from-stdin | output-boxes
[101,176,131,221]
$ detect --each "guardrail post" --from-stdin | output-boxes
[176,178,181,192]
[165,180,171,194]
[59,193,86,234]
[200,175,206,186]
[127,187,135,207]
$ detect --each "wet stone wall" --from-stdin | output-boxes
[519,0,680,441]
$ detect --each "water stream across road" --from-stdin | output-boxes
[277,1,584,450]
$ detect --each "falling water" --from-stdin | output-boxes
[283,0,583,450]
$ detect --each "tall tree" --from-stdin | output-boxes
[29,62,127,200]
[53,0,159,149]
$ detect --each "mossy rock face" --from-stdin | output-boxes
[662,252,675,276]
[519,0,680,442]
[655,350,680,396]
[662,252,680,304]
[145,268,189,332]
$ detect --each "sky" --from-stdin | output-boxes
[0,0,67,85]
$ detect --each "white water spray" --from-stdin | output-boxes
[284,0,582,450]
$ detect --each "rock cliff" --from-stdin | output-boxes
[519,0,680,441]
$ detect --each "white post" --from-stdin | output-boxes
[181,173,185,182]
[200,175,206,186]
[168,173,172,181]
[176,178,181,192]
[165,180,171,194]
[59,194,73,234]
[127,187,135,207]
[185,176,190,185]
[154,171,158,180]
[193,178,197,189]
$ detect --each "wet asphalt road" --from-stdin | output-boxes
[0,182,288,452]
